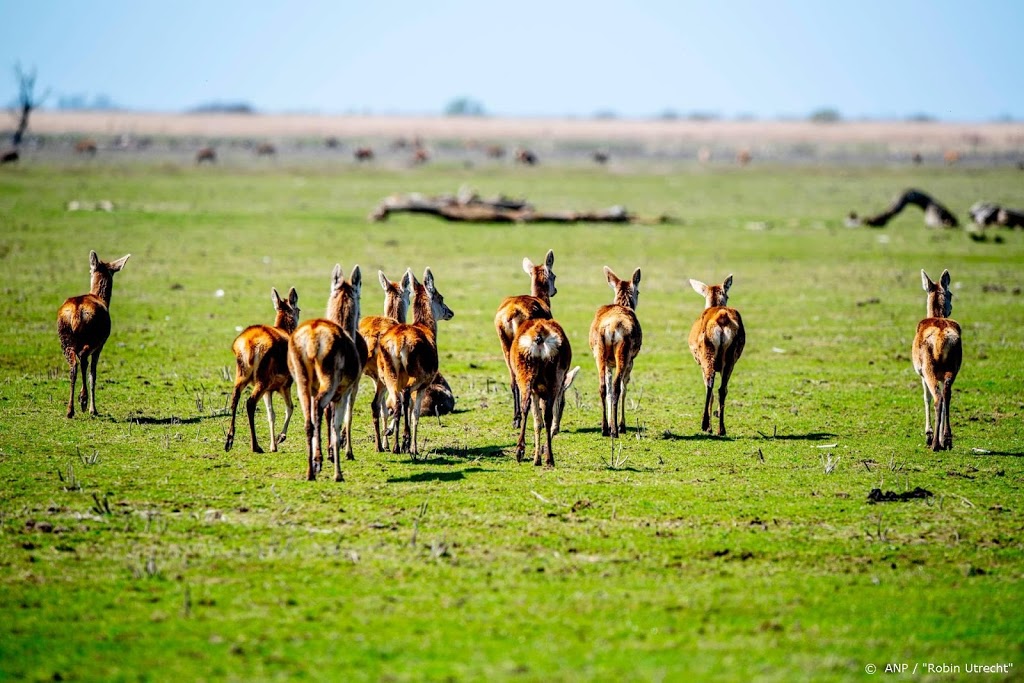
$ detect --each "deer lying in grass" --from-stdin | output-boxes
[225,287,299,454]
[57,251,130,418]
[912,269,962,451]
[688,275,745,436]
[359,269,412,452]
[589,266,643,438]
[287,265,363,481]
[377,268,454,455]
[495,250,557,429]
[511,318,580,466]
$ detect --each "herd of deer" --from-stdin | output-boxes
[56,250,964,482]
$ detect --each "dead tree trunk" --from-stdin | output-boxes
[10,64,48,148]
[850,188,959,228]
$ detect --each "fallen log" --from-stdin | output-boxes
[847,188,959,228]
[369,189,671,224]
[970,201,1024,229]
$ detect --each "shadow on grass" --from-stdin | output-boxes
[124,414,221,425]
[758,431,838,441]
[660,431,735,442]
[975,450,1024,458]
[430,445,507,459]
[387,467,487,484]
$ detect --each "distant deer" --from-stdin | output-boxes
[412,147,430,165]
[358,269,413,451]
[515,148,538,165]
[589,266,643,438]
[494,250,557,429]
[912,269,962,451]
[287,265,363,481]
[510,318,581,466]
[225,287,300,454]
[56,251,131,417]
[736,149,752,166]
[256,142,276,156]
[1,149,18,164]
[354,146,374,162]
[196,147,217,164]
[75,138,98,156]
[593,150,610,164]
[376,268,455,455]
[486,144,506,159]
[688,275,745,436]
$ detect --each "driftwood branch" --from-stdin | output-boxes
[847,188,959,228]
[369,189,672,225]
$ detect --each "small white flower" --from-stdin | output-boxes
[215,289,225,298]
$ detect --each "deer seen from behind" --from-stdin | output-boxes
[510,318,580,467]
[912,269,962,451]
[225,287,300,454]
[494,249,557,429]
[376,268,454,455]
[57,251,130,418]
[688,274,745,436]
[287,265,363,481]
[589,266,643,438]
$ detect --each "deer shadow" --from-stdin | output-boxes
[660,431,736,442]
[123,414,221,425]
[386,467,486,484]
[430,445,507,460]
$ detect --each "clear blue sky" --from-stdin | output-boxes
[1,0,1021,121]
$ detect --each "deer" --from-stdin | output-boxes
[510,318,581,466]
[225,287,300,454]
[287,265,364,481]
[358,269,413,452]
[354,146,375,162]
[589,266,643,438]
[56,251,131,418]
[688,275,745,436]
[376,268,454,455]
[196,146,217,164]
[912,269,963,451]
[494,250,557,429]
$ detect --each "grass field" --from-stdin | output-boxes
[1,158,1022,682]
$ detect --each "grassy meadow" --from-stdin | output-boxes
[1,158,1022,681]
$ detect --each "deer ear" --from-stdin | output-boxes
[378,270,390,291]
[689,279,707,296]
[402,268,415,292]
[563,365,581,390]
[632,268,642,288]
[423,267,435,291]
[522,257,535,275]
[331,264,343,291]
[109,254,130,272]
[349,265,361,289]
[940,269,951,288]
[288,287,298,306]
[271,287,282,310]
[604,266,618,288]
[545,249,555,268]
[921,269,934,292]
[723,274,733,293]
[89,250,100,271]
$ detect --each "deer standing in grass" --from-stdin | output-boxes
[688,275,745,436]
[287,265,364,481]
[912,269,962,451]
[511,318,580,466]
[359,269,413,452]
[495,250,557,429]
[376,268,454,455]
[57,251,130,418]
[225,287,299,454]
[589,267,643,438]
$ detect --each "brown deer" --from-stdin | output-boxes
[589,266,643,438]
[912,269,963,451]
[56,251,131,417]
[196,146,217,164]
[287,265,363,481]
[74,138,98,156]
[688,275,745,436]
[354,146,375,162]
[358,269,413,452]
[376,268,454,455]
[494,250,557,429]
[510,318,581,466]
[225,287,300,454]
[256,142,276,156]
[514,148,538,165]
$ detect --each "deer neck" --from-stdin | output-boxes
[328,291,360,338]
[384,291,407,323]
[613,288,634,309]
[411,292,437,338]
[274,310,298,334]
[926,293,948,319]
[530,277,551,307]
[90,272,114,307]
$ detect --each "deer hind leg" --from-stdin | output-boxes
[409,389,427,457]
[701,366,716,434]
[614,342,633,435]
[86,349,102,415]
[302,393,317,480]
[514,387,531,463]
[598,361,610,437]
[276,385,293,448]
[930,385,944,452]
[717,361,735,437]
[502,335,524,430]
[263,391,278,452]
[78,353,91,413]
[245,387,266,453]
[224,372,247,451]
[401,388,413,454]
[541,397,555,467]
[343,384,358,462]
[385,389,404,454]
[920,376,933,446]
[531,395,545,466]
[65,348,79,418]
[941,377,954,451]
[370,379,387,452]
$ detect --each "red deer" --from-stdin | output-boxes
[412,147,430,165]
[196,147,217,164]
[589,266,643,438]
[494,250,557,428]
[514,148,538,165]
[75,138,98,156]
[56,251,130,417]
[486,144,506,159]
[943,149,961,166]
[736,149,752,166]
[510,318,580,466]
[256,142,276,156]
[354,146,375,162]
[912,269,962,451]
[688,275,745,436]
[1,149,18,164]
[376,268,454,455]
[419,373,455,417]
[287,265,364,481]
[325,137,341,149]
[358,269,413,452]
[697,146,713,164]
[593,150,610,164]
[225,287,300,454]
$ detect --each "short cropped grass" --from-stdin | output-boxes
[1,161,1022,682]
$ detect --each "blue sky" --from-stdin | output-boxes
[1,0,1021,121]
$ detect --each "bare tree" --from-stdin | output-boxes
[10,63,49,147]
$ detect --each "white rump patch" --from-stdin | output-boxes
[520,332,561,360]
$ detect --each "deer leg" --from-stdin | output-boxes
[344,385,357,462]
[617,372,629,436]
[531,396,545,466]
[609,368,621,439]
[718,363,735,437]
[333,393,352,481]
[598,365,610,437]
[246,391,265,453]
[514,387,531,463]
[930,388,944,452]
[401,388,413,454]
[303,394,317,481]
[86,350,101,415]
[920,376,933,446]
[410,389,427,457]
[371,379,386,452]
[65,349,79,418]
[78,354,90,413]
[387,390,403,455]
[701,368,715,434]
[225,376,246,451]
[263,392,278,452]
[542,397,555,467]
[942,378,954,451]
[276,385,293,448]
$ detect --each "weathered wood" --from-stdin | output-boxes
[848,188,959,228]
[970,201,1024,229]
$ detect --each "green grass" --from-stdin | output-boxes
[1,161,1022,682]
